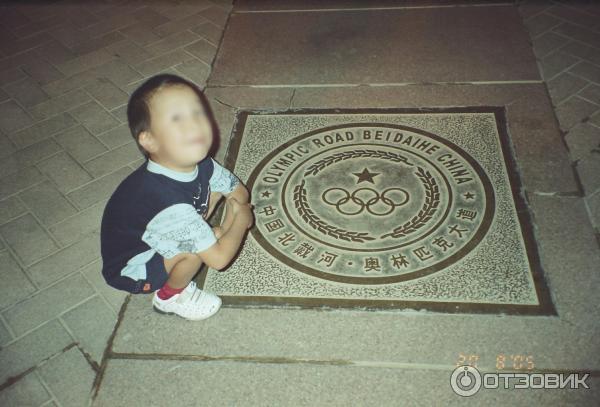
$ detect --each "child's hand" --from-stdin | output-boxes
[227,197,254,229]
[212,225,224,239]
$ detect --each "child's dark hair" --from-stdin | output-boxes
[126,73,205,160]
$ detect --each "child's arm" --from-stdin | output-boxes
[197,198,254,270]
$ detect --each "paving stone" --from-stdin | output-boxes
[0,214,59,267]
[2,273,95,337]
[152,11,211,38]
[132,48,196,77]
[0,100,34,134]
[552,21,600,50]
[0,319,72,384]
[67,166,134,210]
[37,346,96,407]
[523,11,562,37]
[68,100,121,135]
[0,251,36,311]
[0,371,50,406]
[577,153,600,195]
[191,20,224,45]
[0,320,11,347]
[546,3,600,31]
[559,39,600,66]
[81,260,127,314]
[546,71,589,104]
[0,138,62,177]
[174,58,212,86]
[210,5,540,85]
[144,30,201,57]
[18,180,77,226]
[83,141,143,178]
[585,190,600,228]
[62,295,117,363]
[540,50,580,81]
[104,38,154,66]
[0,166,45,201]
[33,39,76,66]
[10,112,78,148]
[55,48,117,78]
[118,23,162,47]
[95,357,600,405]
[49,198,107,246]
[109,105,128,124]
[37,150,94,194]
[28,88,90,121]
[555,95,599,130]
[579,82,600,104]
[27,230,100,288]
[0,132,16,158]
[0,196,26,225]
[568,60,600,84]
[83,77,128,110]
[2,76,50,108]
[564,122,600,161]
[54,125,108,163]
[530,31,570,59]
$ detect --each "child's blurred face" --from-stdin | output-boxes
[145,84,212,165]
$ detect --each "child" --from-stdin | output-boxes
[100,73,254,321]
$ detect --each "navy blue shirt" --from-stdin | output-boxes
[100,156,240,294]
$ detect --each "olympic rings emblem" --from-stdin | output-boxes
[321,187,410,216]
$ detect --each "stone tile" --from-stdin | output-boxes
[0,371,51,406]
[81,260,127,313]
[175,58,212,86]
[559,39,600,66]
[83,142,143,178]
[93,59,143,89]
[579,83,600,105]
[3,273,95,337]
[49,198,107,246]
[198,5,230,27]
[67,166,134,210]
[577,154,600,195]
[586,190,600,228]
[0,100,34,134]
[118,23,162,47]
[190,21,223,45]
[530,31,571,59]
[184,38,218,66]
[0,319,72,384]
[568,60,600,84]
[37,347,96,407]
[103,38,153,66]
[83,77,128,111]
[109,104,128,124]
[210,5,540,86]
[0,214,59,267]
[33,39,76,66]
[27,230,100,288]
[234,0,490,11]
[0,166,45,201]
[546,3,600,31]
[152,11,211,38]
[68,100,121,136]
[552,21,600,50]
[144,30,201,57]
[37,151,93,194]
[524,11,562,37]
[62,295,117,363]
[2,76,50,108]
[0,319,11,346]
[546,71,589,104]
[555,95,599,130]
[55,48,116,77]
[97,123,132,149]
[0,138,62,177]
[0,251,36,311]
[20,55,65,87]
[0,196,26,225]
[0,66,28,87]
[28,89,90,121]
[540,50,580,81]
[10,112,78,148]
[54,125,108,163]
[132,48,196,77]
[0,132,16,158]
[18,181,77,226]
[564,122,600,161]
[94,359,600,406]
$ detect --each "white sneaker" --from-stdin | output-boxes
[152,280,222,321]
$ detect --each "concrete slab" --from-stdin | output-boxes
[93,358,600,406]
[198,107,553,316]
[209,5,539,85]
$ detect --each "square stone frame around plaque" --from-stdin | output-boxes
[197,107,556,316]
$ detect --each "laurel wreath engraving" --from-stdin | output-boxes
[292,149,440,241]
[294,180,376,242]
[304,149,414,177]
[380,167,440,239]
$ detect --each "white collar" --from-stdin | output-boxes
[146,158,198,182]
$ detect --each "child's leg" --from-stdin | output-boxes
[162,252,203,289]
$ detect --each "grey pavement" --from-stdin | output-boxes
[0,0,599,406]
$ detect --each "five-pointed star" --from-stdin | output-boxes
[352,167,380,184]
[261,190,272,198]
[463,192,475,200]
